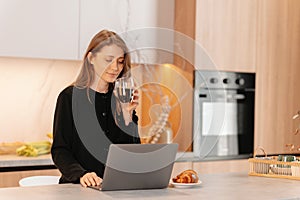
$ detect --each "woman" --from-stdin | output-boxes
[51,30,140,187]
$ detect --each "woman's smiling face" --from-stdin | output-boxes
[89,44,125,83]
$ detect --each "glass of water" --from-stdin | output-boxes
[114,76,136,103]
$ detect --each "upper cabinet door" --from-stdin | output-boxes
[0,0,79,60]
[195,0,257,72]
[79,0,174,64]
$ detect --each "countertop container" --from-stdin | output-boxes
[248,147,300,180]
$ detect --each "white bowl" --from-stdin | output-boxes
[19,176,60,187]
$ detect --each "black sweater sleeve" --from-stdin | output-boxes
[51,90,87,183]
[129,110,140,143]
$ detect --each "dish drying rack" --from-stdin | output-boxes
[248,147,300,180]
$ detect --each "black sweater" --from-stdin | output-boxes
[51,86,140,184]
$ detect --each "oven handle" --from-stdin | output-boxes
[227,94,245,100]
[198,93,246,100]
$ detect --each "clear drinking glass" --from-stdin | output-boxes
[114,76,136,103]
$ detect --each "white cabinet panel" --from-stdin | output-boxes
[0,0,79,60]
[79,0,174,64]
[0,0,174,61]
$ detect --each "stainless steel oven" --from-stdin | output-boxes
[193,70,255,159]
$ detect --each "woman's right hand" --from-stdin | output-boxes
[120,89,139,125]
[80,172,102,187]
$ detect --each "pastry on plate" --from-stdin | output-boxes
[172,169,199,183]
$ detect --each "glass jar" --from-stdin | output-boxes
[158,122,173,144]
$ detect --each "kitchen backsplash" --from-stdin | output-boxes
[0,57,81,142]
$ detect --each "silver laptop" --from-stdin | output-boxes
[89,143,178,191]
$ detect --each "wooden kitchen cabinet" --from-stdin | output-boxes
[0,0,174,61]
[254,0,300,154]
[0,169,61,188]
[175,0,300,155]
[172,0,257,152]
[0,0,79,60]
[193,159,248,174]
[172,160,249,178]
[171,160,249,178]
[195,0,257,72]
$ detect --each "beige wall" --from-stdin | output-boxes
[0,57,81,142]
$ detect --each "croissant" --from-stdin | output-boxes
[172,169,199,183]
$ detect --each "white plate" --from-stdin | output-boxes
[171,181,202,188]
[19,176,60,187]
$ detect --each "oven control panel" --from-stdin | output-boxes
[195,70,255,89]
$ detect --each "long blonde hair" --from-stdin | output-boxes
[74,30,131,92]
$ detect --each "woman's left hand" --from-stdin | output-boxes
[80,172,102,187]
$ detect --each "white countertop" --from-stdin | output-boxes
[0,154,53,168]
[1,172,300,199]
[0,153,187,169]
[0,152,250,169]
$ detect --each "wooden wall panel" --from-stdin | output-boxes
[195,0,257,72]
[255,0,300,154]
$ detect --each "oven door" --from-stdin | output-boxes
[193,89,254,159]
